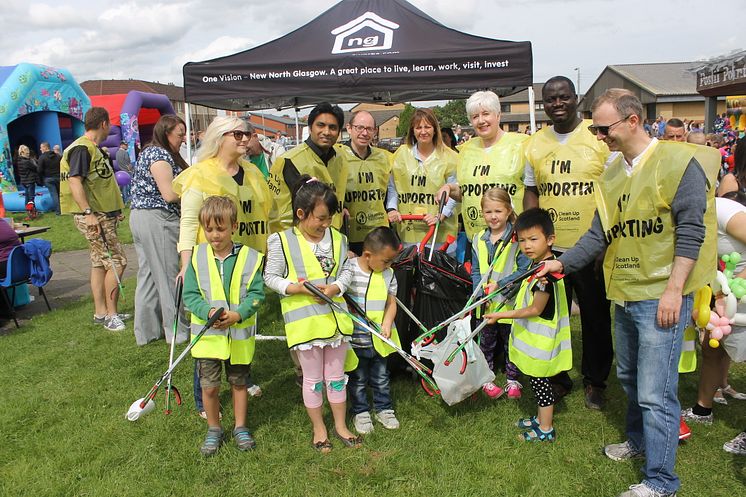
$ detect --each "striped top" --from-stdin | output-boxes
[343,258,398,348]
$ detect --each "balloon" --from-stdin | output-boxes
[711,328,723,340]
[709,338,721,348]
[731,252,741,264]
[115,170,131,187]
[695,286,712,328]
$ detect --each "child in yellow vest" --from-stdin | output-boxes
[345,227,402,434]
[183,196,265,456]
[264,174,361,453]
[471,187,531,399]
[485,208,571,442]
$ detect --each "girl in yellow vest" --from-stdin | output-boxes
[472,187,531,400]
[264,174,361,453]
[387,108,459,251]
[485,208,571,442]
[182,197,265,456]
[344,227,402,435]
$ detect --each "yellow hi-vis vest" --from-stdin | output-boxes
[510,277,572,377]
[340,144,392,243]
[525,120,609,249]
[267,143,348,233]
[362,267,402,357]
[473,230,519,318]
[172,157,270,253]
[457,133,529,239]
[391,144,459,244]
[595,141,720,301]
[60,135,125,214]
[278,227,354,348]
[189,244,263,364]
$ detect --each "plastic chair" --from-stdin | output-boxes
[0,245,51,327]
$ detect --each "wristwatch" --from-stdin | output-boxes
[83,208,93,215]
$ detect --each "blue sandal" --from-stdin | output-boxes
[521,427,556,442]
[233,427,256,451]
[516,416,540,429]
[200,428,223,456]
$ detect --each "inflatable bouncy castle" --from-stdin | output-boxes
[0,63,90,210]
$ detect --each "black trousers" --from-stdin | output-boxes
[551,255,614,391]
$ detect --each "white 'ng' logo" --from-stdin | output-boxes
[331,12,399,54]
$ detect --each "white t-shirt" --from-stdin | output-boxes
[716,197,746,274]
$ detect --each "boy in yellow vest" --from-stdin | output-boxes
[485,208,571,442]
[183,196,265,456]
[345,227,402,434]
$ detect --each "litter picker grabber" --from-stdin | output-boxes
[302,281,441,396]
[126,308,224,421]
[99,222,125,301]
[164,276,183,415]
[428,191,448,261]
[409,262,558,347]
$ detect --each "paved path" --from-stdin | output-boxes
[1,244,139,331]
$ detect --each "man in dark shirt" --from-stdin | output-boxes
[37,142,61,215]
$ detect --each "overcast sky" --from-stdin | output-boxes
[2,0,743,104]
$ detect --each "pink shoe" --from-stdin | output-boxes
[482,382,504,399]
[506,380,523,399]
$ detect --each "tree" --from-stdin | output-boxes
[396,103,416,137]
[436,99,467,128]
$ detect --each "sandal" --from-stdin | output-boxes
[721,385,746,400]
[516,416,540,429]
[233,427,257,451]
[333,429,363,448]
[311,439,332,453]
[521,427,556,442]
[200,428,223,456]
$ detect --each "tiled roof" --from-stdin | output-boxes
[344,109,402,127]
[80,79,185,101]
[606,62,700,96]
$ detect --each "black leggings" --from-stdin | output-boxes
[529,376,555,407]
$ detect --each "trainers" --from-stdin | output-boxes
[604,440,645,461]
[94,313,131,324]
[247,384,263,397]
[482,382,504,399]
[680,407,713,425]
[585,385,605,410]
[233,427,256,451]
[506,380,522,399]
[723,431,746,455]
[374,409,400,430]
[353,412,374,434]
[617,483,677,496]
[103,314,125,331]
[200,428,223,457]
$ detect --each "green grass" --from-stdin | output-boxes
[0,286,744,497]
[9,208,133,252]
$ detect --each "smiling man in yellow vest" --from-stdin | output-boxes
[339,111,392,255]
[539,89,719,497]
[523,76,613,410]
[267,102,348,233]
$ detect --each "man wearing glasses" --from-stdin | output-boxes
[523,76,613,411]
[338,111,392,255]
[267,102,347,232]
[538,89,719,497]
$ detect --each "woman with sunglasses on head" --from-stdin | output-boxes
[130,114,190,346]
[173,116,271,416]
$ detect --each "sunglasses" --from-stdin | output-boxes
[588,116,630,136]
[224,130,253,140]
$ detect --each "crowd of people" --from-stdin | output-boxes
[53,74,746,497]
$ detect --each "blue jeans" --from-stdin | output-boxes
[348,347,393,415]
[44,177,60,215]
[614,296,692,494]
[23,183,36,207]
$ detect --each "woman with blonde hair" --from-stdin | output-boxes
[16,145,40,209]
[173,115,271,414]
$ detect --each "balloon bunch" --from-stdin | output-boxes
[695,252,746,348]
